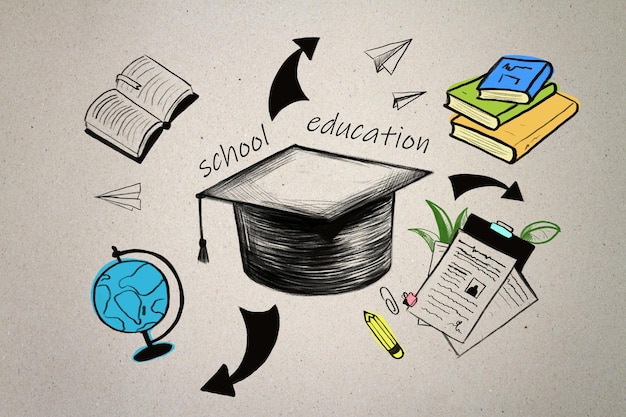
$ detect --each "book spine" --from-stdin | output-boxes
[526,62,554,99]
[511,95,579,160]
[495,83,558,126]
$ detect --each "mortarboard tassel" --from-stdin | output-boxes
[197,197,209,263]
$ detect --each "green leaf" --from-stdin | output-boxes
[453,207,469,236]
[519,221,561,244]
[425,200,453,243]
[408,228,439,252]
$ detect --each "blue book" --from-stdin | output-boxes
[477,55,553,104]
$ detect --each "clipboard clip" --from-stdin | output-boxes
[490,220,513,238]
[464,214,534,271]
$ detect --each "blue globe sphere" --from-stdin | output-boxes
[92,259,170,333]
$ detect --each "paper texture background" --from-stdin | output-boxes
[1,1,624,416]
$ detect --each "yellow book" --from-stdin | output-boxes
[449,91,580,163]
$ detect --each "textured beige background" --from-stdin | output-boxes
[1,1,624,416]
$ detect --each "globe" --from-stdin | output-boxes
[91,247,184,362]
[92,259,170,333]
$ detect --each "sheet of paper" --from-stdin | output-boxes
[414,231,516,343]
[409,241,449,326]
[446,268,537,355]
[428,242,538,356]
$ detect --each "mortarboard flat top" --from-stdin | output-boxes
[196,144,431,220]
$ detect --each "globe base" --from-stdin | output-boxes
[133,342,174,362]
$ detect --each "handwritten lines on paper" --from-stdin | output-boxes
[493,272,533,310]
[454,238,507,282]
[441,262,470,288]
[414,231,516,342]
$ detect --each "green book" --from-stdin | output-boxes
[444,75,558,129]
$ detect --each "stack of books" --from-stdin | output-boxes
[444,55,580,163]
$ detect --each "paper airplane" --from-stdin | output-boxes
[95,183,141,211]
[365,39,412,75]
[393,91,426,110]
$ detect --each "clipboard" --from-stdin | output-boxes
[413,213,535,343]
[462,214,535,271]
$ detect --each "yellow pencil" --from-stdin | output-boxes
[363,311,404,359]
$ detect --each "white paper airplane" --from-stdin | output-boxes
[365,39,412,75]
[95,183,141,211]
[393,91,426,110]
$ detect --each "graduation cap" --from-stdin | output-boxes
[196,145,431,295]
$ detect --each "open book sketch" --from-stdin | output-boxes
[430,242,538,356]
[364,39,412,75]
[85,55,197,163]
[413,230,516,343]
[392,91,426,110]
[95,183,141,211]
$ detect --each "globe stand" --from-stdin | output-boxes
[133,331,174,362]
[92,246,185,363]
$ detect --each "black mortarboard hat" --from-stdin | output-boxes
[196,144,431,295]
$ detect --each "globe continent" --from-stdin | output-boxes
[92,259,169,333]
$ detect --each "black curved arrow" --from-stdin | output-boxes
[268,37,319,120]
[449,174,523,201]
[201,305,280,397]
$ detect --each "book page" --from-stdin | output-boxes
[429,242,538,356]
[414,231,516,343]
[116,55,193,122]
[85,90,163,157]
